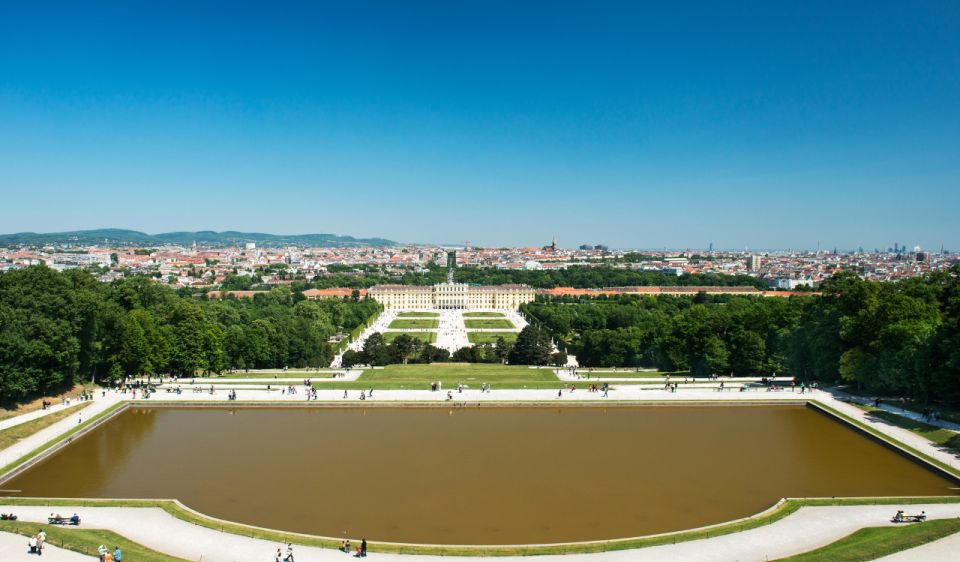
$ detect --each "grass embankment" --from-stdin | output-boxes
[462,312,506,317]
[0,403,91,451]
[0,521,188,561]
[387,319,439,329]
[852,404,960,456]
[464,319,515,329]
[384,331,436,343]
[467,332,517,344]
[777,518,960,561]
[396,311,440,317]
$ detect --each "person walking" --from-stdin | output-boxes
[361,538,367,557]
[113,546,123,561]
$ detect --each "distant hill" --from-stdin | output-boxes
[0,229,396,248]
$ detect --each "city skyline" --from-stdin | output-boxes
[2,1,959,249]
[0,226,952,254]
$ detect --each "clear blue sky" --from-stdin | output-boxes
[1,1,958,250]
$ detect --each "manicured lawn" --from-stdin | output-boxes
[0,402,91,451]
[0,521,188,561]
[384,331,436,343]
[464,319,515,329]
[575,369,692,378]
[357,363,559,387]
[462,312,506,317]
[467,332,518,344]
[776,518,960,561]
[853,404,960,455]
[388,319,439,330]
[397,311,440,317]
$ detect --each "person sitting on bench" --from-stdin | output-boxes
[70,513,81,525]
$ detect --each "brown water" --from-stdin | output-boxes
[5,406,956,544]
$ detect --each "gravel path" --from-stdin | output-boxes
[1,504,959,561]
[0,530,93,560]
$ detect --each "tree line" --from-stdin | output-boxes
[522,268,960,405]
[340,325,564,368]
[0,266,379,401]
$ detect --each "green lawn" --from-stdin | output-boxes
[853,404,960,455]
[776,518,960,561]
[388,319,439,330]
[397,311,440,317]
[467,331,518,344]
[464,319,515,329]
[384,331,436,343]
[0,521,188,561]
[356,363,559,387]
[0,402,91,451]
[462,312,506,317]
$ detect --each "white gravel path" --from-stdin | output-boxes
[0,529,93,560]
[1,504,959,561]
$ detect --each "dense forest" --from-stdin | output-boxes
[0,266,379,401]
[523,268,960,404]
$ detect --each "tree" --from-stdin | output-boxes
[362,333,391,366]
[508,325,553,365]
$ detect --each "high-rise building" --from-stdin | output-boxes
[748,255,762,272]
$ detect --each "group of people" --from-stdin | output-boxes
[338,538,368,557]
[920,408,942,422]
[97,545,123,561]
[27,529,45,555]
[892,509,927,523]
[341,389,374,400]
[48,512,80,525]
[275,542,294,561]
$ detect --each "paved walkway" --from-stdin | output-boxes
[0,401,82,433]
[0,529,93,560]
[828,389,960,432]
[0,504,958,561]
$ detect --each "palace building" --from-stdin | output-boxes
[368,282,536,310]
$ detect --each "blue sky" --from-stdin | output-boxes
[1,1,958,250]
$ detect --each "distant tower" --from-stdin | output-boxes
[551,236,557,253]
[708,242,713,252]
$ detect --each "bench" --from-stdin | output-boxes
[48,515,81,526]
[892,511,926,523]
